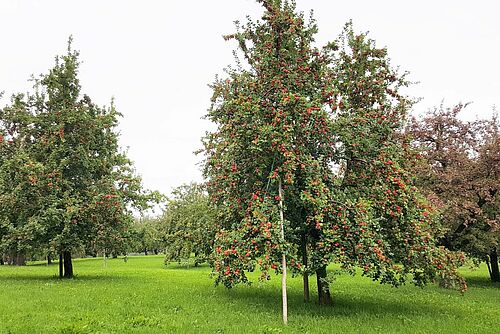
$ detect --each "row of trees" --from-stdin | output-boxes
[0,40,160,277]
[125,183,215,266]
[1,179,213,266]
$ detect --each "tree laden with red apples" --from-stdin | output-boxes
[0,39,159,277]
[202,0,338,302]
[407,104,499,282]
[320,24,467,293]
[202,0,467,306]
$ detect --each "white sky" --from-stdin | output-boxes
[1,0,499,199]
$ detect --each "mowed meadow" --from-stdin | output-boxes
[0,256,498,334]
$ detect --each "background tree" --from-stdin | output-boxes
[407,104,499,282]
[162,183,215,266]
[0,39,159,277]
[201,0,466,312]
[131,216,164,256]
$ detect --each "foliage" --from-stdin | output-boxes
[0,39,160,276]
[162,183,216,266]
[407,104,499,280]
[131,216,164,256]
[201,0,466,299]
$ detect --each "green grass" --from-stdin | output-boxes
[0,256,498,333]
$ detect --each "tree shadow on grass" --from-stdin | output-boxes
[465,276,500,289]
[214,285,466,320]
[0,273,129,283]
[163,262,211,270]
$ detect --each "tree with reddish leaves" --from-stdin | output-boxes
[202,0,467,315]
[408,104,499,282]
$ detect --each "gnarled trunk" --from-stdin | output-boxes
[316,265,331,305]
[489,248,500,282]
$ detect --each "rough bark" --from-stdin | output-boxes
[63,251,73,278]
[316,265,332,305]
[489,248,500,282]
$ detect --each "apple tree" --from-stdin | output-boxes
[162,183,216,266]
[202,0,467,314]
[0,40,159,277]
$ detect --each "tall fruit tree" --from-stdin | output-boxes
[202,0,337,320]
[0,39,159,277]
[201,0,466,313]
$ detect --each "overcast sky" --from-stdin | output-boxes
[1,0,499,199]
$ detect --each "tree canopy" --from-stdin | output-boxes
[162,183,216,266]
[408,104,499,281]
[0,39,160,277]
[201,0,467,308]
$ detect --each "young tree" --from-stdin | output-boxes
[0,39,158,277]
[202,0,466,315]
[408,104,499,281]
[162,183,216,266]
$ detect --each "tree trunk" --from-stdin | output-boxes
[59,252,63,278]
[63,251,73,278]
[278,178,288,325]
[0,256,4,265]
[316,265,332,305]
[11,254,26,266]
[144,248,148,256]
[489,248,500,282]
[301,234,310,302]
[47,253,52,265]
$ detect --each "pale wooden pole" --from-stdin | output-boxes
[278,178,288,324]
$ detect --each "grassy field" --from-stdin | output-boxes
[0,256,498,334]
